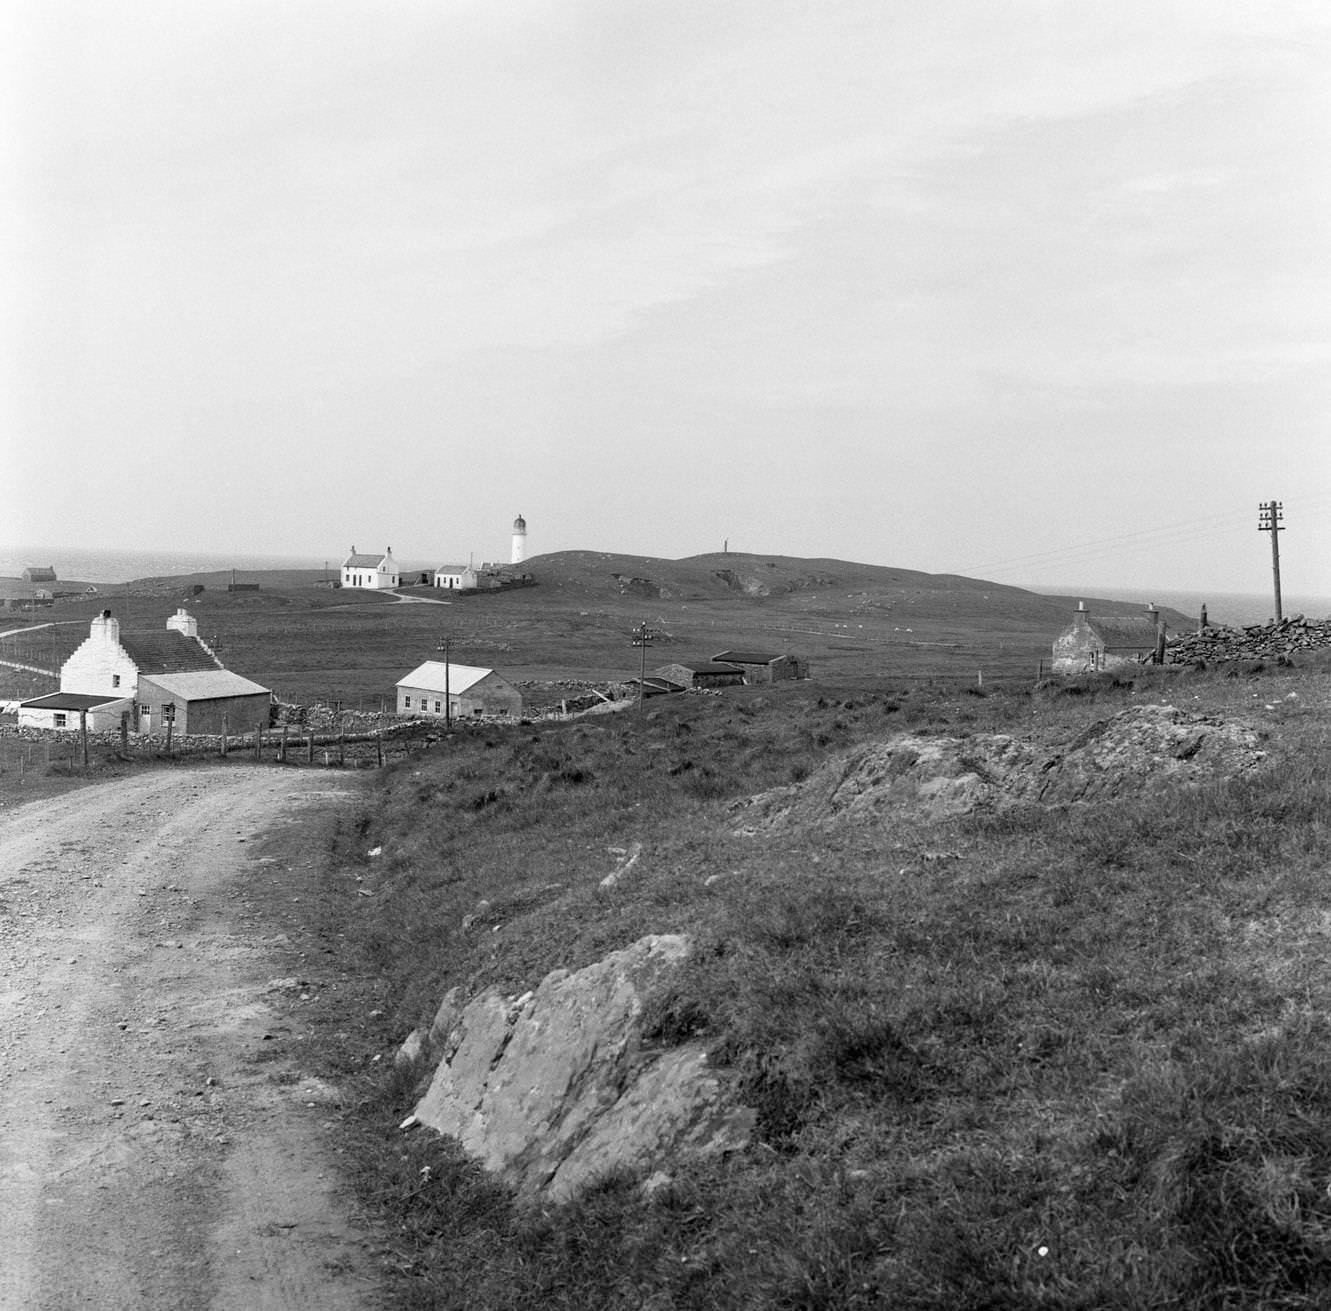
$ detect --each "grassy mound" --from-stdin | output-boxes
[306,667,1331,1308]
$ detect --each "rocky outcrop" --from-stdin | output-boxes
[1168,616,1331,665]
[732,705,1267,831]
[409,935,753,1201]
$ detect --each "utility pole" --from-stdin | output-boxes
[1258,500,1284,621]
[631,622,654,715]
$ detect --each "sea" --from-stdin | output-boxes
[1026,585,1331,628]
[0,544,329,585]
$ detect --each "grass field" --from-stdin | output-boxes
[0,550,1191,707]
[288,655,1331,1309]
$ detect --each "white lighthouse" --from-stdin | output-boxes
[511,513,527,565]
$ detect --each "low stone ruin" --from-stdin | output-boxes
[403,935,753,1202]
[1167,615,1331,665]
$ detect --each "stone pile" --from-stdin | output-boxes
[1167,615,1331,665]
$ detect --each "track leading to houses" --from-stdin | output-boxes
[0,766,381,1311]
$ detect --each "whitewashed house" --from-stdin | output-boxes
[434,564,479,591]
[19,609,271,734]
[396,662,523,719]
[341,546,400,590]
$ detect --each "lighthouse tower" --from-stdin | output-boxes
[511,513,527,565]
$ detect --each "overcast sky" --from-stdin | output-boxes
[4,0,1328,593]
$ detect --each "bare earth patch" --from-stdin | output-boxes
[0,766,382,1311]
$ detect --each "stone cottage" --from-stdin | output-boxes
[1051,602,1167,675]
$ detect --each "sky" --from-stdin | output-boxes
[3,0,1329,594]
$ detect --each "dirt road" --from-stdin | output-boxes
[0,766,382,1310]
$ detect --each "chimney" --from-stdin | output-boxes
[166,607,199,638]
[91,609,120,645]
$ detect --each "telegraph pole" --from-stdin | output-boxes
[631,622,654,715]
[1258,500,1284,621]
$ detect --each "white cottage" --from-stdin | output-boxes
[341,546,400,590]
[396,662,523,719]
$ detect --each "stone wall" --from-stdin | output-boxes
[1167,616,1331,665]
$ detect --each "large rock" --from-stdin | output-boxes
[732,704,1267,830]
[412,935,752,1200]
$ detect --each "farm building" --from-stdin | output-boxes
[652,661,745,690]
[17,691,133,733]
[341,546,400,590]
[135,670,271,734]
[711,650,809,684]
[25,607,273,733]
[1051,603,1166,675]
[396,662,523,719]
[22,566,56,583]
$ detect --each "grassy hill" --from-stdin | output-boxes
[301,657,1331,1309]
[0,551,1190,705]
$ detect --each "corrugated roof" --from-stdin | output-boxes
[139,670,270,700]
[119,631,220,675]
[397,661,497,695]
[20,692,131,711]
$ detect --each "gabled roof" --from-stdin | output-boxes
[434,563,473,574]
[344,552,391,568]
[712,650,786,665]
[20,692,131,711]
[118,631,221,675]
[397,661,499,695]
[138,670,270,700]
[1084,616,1163,650]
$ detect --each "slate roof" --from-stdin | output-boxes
[712,650,786,665]
[138,670,270,700]
[118,631,221,675]
[669,661,743,675]
[1085,616,1163,650]
[344,552,389,568]
[397,662,498,695]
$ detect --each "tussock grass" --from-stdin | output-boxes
[308,670,1331,1308]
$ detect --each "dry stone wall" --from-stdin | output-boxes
[1167,616,1331,665]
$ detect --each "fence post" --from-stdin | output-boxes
[376,726,383,768]
[280,723,288,764]
[221,713,228,758]
[338,726,345,767]
[307,730,314,764]
[120,711,129,758]
[255,723,263,760]
[80,710,89,771]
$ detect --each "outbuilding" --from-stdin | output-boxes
[711,650,808,684]
[651,661,745,690]
[396,662,523,719]
[17,691,134,732]
[135,670,272,735]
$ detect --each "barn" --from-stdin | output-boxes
[1052,603,1166,674]
[396,662,523,719]
[711,650,808,684]
[651,661,745,689]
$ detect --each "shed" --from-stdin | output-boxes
[396,662,523,719]
[651,661,745,690]
[711,650,808,684]
[135,670,272,735]
[1052,604,1166,675]
[17,691,134,732]
[22,566,57,583]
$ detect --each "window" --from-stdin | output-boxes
[54,713,67,728]
[434,701,442,713]
[404,695,411,708]
[112,674,121,688]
